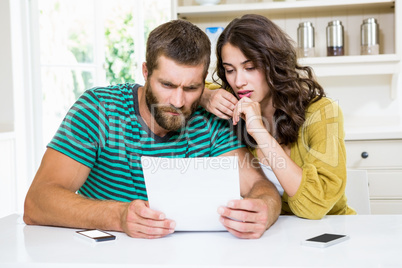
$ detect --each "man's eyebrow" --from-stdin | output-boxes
[158,79,203,88]
[158,79,176,86]
[184,83,203,88]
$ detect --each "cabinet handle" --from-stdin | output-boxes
[361,152,369,159]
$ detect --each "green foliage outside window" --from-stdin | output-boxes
[104,12,137,85]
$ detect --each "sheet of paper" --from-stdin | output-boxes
[141,156,240,231]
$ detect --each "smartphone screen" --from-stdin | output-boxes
[76,229,116,242]
[302,233,349,248]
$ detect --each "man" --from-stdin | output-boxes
[24,19,281,239]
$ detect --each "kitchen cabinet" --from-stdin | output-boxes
[346,140,402,214]
[173,0,402,214]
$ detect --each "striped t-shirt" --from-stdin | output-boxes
[48,83,244,202]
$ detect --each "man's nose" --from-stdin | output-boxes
[170,88,185,108]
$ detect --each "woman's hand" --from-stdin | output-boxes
[200,88,238,119]
[233,97,267,138]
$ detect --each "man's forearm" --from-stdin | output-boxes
[24,185,127,232]
[245,179,282,229]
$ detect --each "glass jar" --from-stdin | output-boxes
[297,21,315,58]
[326,20,344,56]
[361,18,380,55]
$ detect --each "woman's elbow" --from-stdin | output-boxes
[292,207,328,220]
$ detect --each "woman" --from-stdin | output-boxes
[201,14,356,219]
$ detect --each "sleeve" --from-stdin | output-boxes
[209,115,245,156]
[205,81,221,90]
[287,99,348,219]
[47,90,108,169]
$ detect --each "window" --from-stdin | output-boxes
[33,0,171,152]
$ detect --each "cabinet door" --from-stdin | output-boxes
[368,170,402,199]
[370,200,402,215]
[345,140,402,169]
[0,137,16,217]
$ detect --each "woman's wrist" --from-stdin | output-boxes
[250,129,272,146]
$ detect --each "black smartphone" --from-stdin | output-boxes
[76,229,116,242]
[301,233,349,248]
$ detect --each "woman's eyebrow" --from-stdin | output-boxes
[222,60,252,66]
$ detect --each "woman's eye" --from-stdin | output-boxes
[225,69,234,74]
[246,67,256,71]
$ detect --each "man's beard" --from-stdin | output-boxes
[145,83,201,132]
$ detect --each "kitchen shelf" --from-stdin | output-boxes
[208,54,399,76]
[177,0,395,18]
[209,55,401,98]
[345,125,402,140]
[207,50,401,100]
[299,54,401,99]
[177,0,400,99]
[299,54,400,76]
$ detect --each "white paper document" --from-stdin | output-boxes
[141,156,240,231]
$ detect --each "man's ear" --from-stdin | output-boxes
[142,62,148,81]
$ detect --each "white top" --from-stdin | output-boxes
[260,162,284,196]
[1,214,402,267]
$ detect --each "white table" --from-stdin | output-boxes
[1,214,402,267]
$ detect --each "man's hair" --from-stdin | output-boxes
[146,19,211,78]
[214,14,325,145]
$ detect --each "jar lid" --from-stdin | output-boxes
[328,20,343,26]
[298,21,313,27]
[297,21,314,48]
[363,18,378,24]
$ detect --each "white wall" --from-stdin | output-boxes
[0,0,36,217]
[0,0,14,131]
[321,74,401,132]
[0,0,17,218]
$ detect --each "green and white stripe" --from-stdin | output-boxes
[48,83,244,202]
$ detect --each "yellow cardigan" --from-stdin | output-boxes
[204,84,356,218]
[282,97,356,219]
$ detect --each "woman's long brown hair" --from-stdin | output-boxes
[214,14,325,145]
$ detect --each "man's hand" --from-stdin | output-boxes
[121,199,176,239]
[217,199,271,239]
[218,149,281,239]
